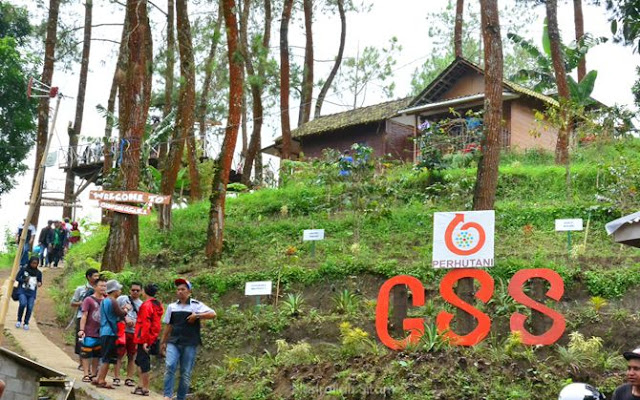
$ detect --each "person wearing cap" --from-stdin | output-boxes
[132,283,164,396]
[613,348,640,400]
[161,278,216,400]
[94,279,131,389]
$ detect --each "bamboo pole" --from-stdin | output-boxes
[0,94,62,345]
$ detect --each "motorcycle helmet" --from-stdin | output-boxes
[558,383,605,400]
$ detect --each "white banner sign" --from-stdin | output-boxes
[432,210,495,269]
[245,281,272,296]
[555,219,584,232]
[45,151,57,167]
[99,201,151,215]
[303,229,325,241]
[90,190,171,204]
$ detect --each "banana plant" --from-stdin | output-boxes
[507,20,607,98]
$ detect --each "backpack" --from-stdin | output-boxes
[11,281,19,301]
[79,286,95,303]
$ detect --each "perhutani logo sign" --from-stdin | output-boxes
[432,211,495,269]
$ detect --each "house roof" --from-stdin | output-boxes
[399,92,520,115]
[290,97,412,139]
[410,57,559,108]
[606,211,640,235]
[0,347,66,378]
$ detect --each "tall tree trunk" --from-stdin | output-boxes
[198,10,224,142]
[102,0,152,272]
[314,0,345,118]
[101,24,127,225]
[279,0,294,160]
[241,86,248,157]
[158,0,176,169]
[240,0,271,186]
[185,132,201,200]
[454,0,503,335]
[573,0,586,81]
[64,0,93,219]
[32,0,60,227]
[547,0,570,165]
[454,0,464,58]
[297,0,313,126]
[474,0,503,211]
[206,0,243,264]
[159,0,197,229]
[180,0,200,201]
[241,0,271,185]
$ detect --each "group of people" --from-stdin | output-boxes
[16,218,81,269]
[11,262,640,399]
[70,269,215,399]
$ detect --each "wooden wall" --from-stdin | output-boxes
[298,121,414,161]
[509,99,558,151]
[298,123,385,159]
[440,72,485,100]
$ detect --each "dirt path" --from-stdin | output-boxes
[34,267,79,360]
[2,267,165,400]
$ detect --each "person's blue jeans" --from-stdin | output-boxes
[163,343,197,400]
[17,290,36,325]
[20,243,30,266]
[39,245,50,266]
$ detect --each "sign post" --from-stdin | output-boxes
[89,190,171,216]
[245,281,272,311]
[303,229,325,257]
[555,219,584,254]
[0,88,63,345]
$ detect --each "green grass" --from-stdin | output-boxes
[58,140,640,400]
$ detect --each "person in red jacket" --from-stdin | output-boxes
[132,283,164,396]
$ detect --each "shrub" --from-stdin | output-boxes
[281,293,305,317]
[332,289,360,314]
[275,339,317,366]
[584,265,640,298]
[339,321,371,357]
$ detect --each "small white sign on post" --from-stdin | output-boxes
[555,219,584,232]
[303,229,325,241]
[245,281,273,296]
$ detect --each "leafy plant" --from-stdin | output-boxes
[584,265,640,299]
[281,293,305,317]
[227,182,248,192]
[332,289,360,314]
[556,332,605,373]
[339,321,371,357]
[275,339,317,366]
[419,323,450,353]
[589,296,608,313]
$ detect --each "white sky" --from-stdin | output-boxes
[1,0,637,250]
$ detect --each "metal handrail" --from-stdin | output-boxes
[59,141,161,169]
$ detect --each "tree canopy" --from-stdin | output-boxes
[0,4,36,195]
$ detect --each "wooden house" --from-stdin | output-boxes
[0,347,74,400]
[263,57,561,161]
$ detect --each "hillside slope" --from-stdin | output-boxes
[57,141,640,399]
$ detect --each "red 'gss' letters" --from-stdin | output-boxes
[436,269,494,346]
[375,275,425,350]
[508,268,566,345]
[375,268,566,350]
